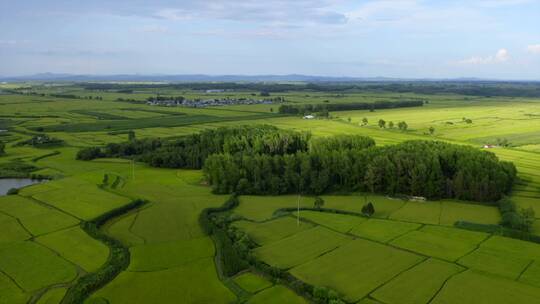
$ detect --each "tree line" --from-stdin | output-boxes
[278,100,424,115]
[15,134,64,148]
[4,89,104,100]
[77,125,516,203]
[77,125,311,169]
[78,81,540,98]
[203,139,516,202]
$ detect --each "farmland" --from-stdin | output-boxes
[1,81,540,303]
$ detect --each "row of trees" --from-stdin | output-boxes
[79,82,540,98]
[61,199,147,303]
[314,197,375,217]
[77,126,517,202]
[146,96,185,102]
[3,89,104,100]
[278,100,424,115]
[15,134,64,148]
[308,135,375,153]
[375,119,409,131]
[49,94,103,100]
[499,198,535,231]
[203,140,516,202]
[77,125,311,169]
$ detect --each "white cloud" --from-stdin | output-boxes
[138,25,169,33]
[0,40,18,45]
[476,0,536,8]
[527,44,540,54]
[495,49,510,61]
[152,1,348,25]
[345,0,497,33]
[153,9,193,21]
[459,49,510,65]
[191,28,294,39]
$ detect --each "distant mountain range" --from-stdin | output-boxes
[0,73,534,83]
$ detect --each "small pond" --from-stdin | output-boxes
[0,178,43,195]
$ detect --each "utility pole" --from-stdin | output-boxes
[297,194,300,227]
[297,176,301,227]
[132,158,135,181]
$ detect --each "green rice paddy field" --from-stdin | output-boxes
[1,83,540,303]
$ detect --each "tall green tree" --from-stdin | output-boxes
[361,117,368,125]
[128,130,136,141]
[362,202,375,217]
[314,197,325,209]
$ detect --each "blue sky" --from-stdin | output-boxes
[1,0,539,79]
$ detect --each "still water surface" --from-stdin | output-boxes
[0,178,43,195]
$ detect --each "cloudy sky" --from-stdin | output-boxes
[1,0,539,79]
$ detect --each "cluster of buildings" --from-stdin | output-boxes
[147,97,277,108]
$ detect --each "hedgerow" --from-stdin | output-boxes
[61,199,148,304]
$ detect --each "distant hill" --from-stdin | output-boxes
[0,73,395,83]
[2,73,532,83]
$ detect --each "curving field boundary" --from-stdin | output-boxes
[60,199,148,304]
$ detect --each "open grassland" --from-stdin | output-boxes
[233,216,314,246]
[294,210,366,233]
[520,261,540,287]
[0,271,28,304]
[0,135,235,303]
[36,288,68,304]
[390,225,488,262]
[128,237,215,271]
[237,194,501,227]
[0,195,78,236]
[431,270,540,304]
[40,112,278,133]
[35,227,109,272]
[291,238,424,302]
[236,209,540,303]
[0,212,31,243]
[30,182,130,220]
[2,85,540,303]
[349,218,421,243]
[371,258,464,304]
[247,285,308,304]
[87,258,235,304]
[103,212,145,246]
[253,226,352,269]
[1,156,236,303]
[233,272,273,293]
[457,235,540,281]
[234,195,315,221]
[83,167,235,303]
[0,241,77,292]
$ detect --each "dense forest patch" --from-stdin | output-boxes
[77,125,311,167]
[77,126,516,203]
[278,100,424,115]
[205,140,516,202]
